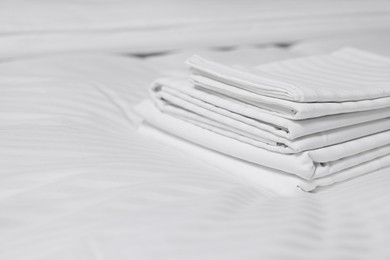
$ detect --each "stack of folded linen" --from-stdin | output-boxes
[135,48,390,194]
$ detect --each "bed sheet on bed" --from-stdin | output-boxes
[1,47,390,259]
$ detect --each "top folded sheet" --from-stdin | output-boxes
[187,48,390,103]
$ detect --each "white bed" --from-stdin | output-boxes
[1,45,390,260]
[2,2,390,259]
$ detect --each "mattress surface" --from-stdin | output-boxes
[1,47,390,259]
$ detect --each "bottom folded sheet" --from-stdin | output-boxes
[137,122,390,196]
[136,100,390,179]
[135,101,390,195]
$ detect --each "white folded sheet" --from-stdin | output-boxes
[187,48,390,119]
[136,115,390,194]
[135,100,390,181]
[155,99,390,154]
[151,77,390,139]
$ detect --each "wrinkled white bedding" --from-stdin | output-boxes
[2,46,390,260]
[1,0,390,59]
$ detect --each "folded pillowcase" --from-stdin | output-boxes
[191,75,390,119]
[187,48,390,103]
